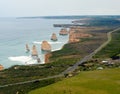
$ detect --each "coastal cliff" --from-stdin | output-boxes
[45,53,52,63]
[69,27,92,43]
[69,33,80,43]
[0,65,4,71]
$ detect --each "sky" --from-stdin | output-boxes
[0,0,120,17]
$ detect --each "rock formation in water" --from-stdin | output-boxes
[51,33,58,41]
[41,41,51,51]
[59,28,68,35]
[45,53,52,63]
[37,57,41,63]
[26,44,30,53]
[31,45,38,57]
[0,65,4,71]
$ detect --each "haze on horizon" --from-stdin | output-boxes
[0,0,120,17]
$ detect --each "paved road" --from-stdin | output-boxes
[62,27,120,74]
[0,27,120,88]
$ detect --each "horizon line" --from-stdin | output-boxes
[0,14,120,18]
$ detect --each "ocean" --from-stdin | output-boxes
[0,17,72,68]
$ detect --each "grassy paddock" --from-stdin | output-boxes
[29,68,120,94]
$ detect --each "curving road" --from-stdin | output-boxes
[0,27,120,88]
[62,27,120,74]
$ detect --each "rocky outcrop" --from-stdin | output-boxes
[31,45,38,57]
[69,29,80,43]
[76,33,92,38]
[37,58,41,63]
[69,34,80,43]
[51,33,57,41]
[69,28,75,35]
[0,65,4,71]
[25,44,30,52]
[45,53,52,63]
[69,28,92,43]
[59,28,68,35]
[69,26,89,33]
[41,41,51,51]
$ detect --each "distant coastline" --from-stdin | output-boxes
[17,15,120,19]
[17,15,85,19]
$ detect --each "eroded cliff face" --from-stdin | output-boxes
[0,65,4,71]
[68,27,92,43]
[59,28,68,35]
[51,33,57,41]
[31,45,38,57]
[69,28,79,43]
[41,41,51,51]
[69,34,80,43]
[44,53,52,63]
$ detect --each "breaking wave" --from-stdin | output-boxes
[33,41,64,44]
[8,56,37,65]
[52,48,61,51]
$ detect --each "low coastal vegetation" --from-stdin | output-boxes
[0,58,79,85]
[0,77,62,94]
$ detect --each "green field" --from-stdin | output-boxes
[29,68,120,94]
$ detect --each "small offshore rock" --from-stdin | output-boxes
[31,45,38,57]
[51,33,58,41]
[25,44,30,53]
[59,28,68,35]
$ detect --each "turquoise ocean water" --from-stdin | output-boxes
[0,18,72,68]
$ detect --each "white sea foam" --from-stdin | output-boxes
[33,41,42,44]
[8,56,37,65]
[33,41,64,44]
[52,48,61,51]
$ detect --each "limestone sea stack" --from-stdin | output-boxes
[59,28,68,35]
[25,44,30,52]
[31,45,38,57]
[0,64,4,71]
[51,33,57,41]
[41,41,51,51]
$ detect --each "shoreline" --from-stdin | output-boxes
[5,40,69,69]
[0,18,73,69]
[4,31,69,69]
